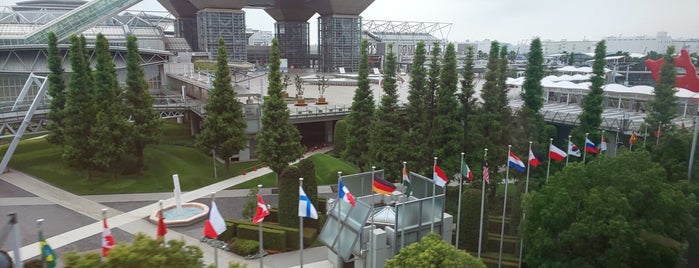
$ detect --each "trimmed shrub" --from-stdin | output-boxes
[236,224,286,252]
[218,220,237,243]
[232,220,319,250]
[333,120,347,156]
[279,165,301,227]
[267,207,279,223]
[230,238,259,256]
[459,187,489,252]
[298,158,318,209]
[317,196,328,214]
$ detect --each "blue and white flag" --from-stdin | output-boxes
[299,186,318,219]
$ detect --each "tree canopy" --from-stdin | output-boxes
[343,39,374,170]
[385,233,485,268]
[522,151,697,268]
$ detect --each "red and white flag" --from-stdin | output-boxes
[433,163,448,187]
[253,194,270,224]
[549,144,567,162]
[203,201,226,239]
[157,210,167,239]
[101,218,115,257]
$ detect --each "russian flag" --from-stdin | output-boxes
[508,151,526,172]
[585,138,599,154]
[529,149,544,168]
[338,180,355,207]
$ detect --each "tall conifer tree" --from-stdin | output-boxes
[460,45,482,158]
[520,38,549,145]
[433,43,462,172]
[256,38,304,182]
[195,38,248,172]
[404,41,430,173]
[574,40,607,143]
[46,32,66,145]
[343,39,374,170]
[646,46,678,132]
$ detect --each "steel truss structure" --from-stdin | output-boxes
[362,20,452,58]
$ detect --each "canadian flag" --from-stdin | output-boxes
[102,218,115,257]
[252,194,270,224]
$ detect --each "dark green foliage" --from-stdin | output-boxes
[230,238,259,256]
[404,41,431,173]
[458,188,488,252]
[650,129,698,181]
[195,38,248,172]
[63,35,96,172]
[235,225,286,252]
[332,119,347,156]
[573,41,607,143]
[256,38,304,178]
[344,39,374,170]
[278,165,301,227]
[123,34,161,171]
[298,158,318,208]
[497,46,511,120]
[232,220,317,250]
[475,41,508,169]
[46,32,67,145]
[241,186,259,219]
[386,233,485,268]
[63,234,206,268]
[370,43,404,179]
[423,43,442,171]
[460,45,480,156]
[523,151,696,267]
[89,33,130,176]
[518,38,550,148]
[646,46,678,132]
[433,43,462,173]
[508,182,525,235]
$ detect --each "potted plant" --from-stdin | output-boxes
[294,74,307,106]
[281,74,290,98]
[316,75,329,105]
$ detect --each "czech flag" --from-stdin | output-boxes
[529,149,543,168]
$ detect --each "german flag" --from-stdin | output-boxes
[373,176,396,195]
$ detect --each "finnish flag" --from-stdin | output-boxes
[299,186,318,219]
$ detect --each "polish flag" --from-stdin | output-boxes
[549,144,567,162]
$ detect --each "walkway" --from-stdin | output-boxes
[1,148,335,268]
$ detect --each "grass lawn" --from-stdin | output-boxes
[3,122,260,195]
[232,153,358,189]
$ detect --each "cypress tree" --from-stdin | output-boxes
[90,33,130,177]
[123,34,161,171]
[460,45,484,160]
[478,41,506,163]
[646,45,678,132]
[574,40,607,143]
[256,38,304,182]
[369,43,403,179]
[195,38,248,172]
[46,32,67,145]
[63,35,96,174]
[343,39,374,171]
[520,38,549,145]
[404,41,430,173]
[432,43,462,172]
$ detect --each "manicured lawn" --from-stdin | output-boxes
[232,153,358,189]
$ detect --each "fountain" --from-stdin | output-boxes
[148,174,209,227]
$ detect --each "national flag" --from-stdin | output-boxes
[338,180,356,207]
[461,160,474,181]
[299,186,318,219]
[529,149,543,168]
[600,136,608,152]
[508,151,526,172]
[39,230,56,268]
[402,165,412,198]
[157,209,167,239]
[433,163,448,187]
[373,176,397,195]
[482,162,490,184]
[568,141,581,157]
[549,144,567,162]
[585,138,599,154]
[101,218,115,257]
[204,200,227,238]
[630,131,639,145]
[253,194,270,224]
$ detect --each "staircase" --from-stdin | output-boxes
[480,215,520,268]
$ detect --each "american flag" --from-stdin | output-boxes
[482,162,490,184]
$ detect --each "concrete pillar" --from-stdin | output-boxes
[442,213,453,245]
[371,228,387,268]
[326,120,334,144]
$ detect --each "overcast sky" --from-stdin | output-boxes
[7,0,699,44]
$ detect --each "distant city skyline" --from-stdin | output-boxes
[4,0,699,45]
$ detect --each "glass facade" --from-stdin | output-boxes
[318,15,362,73]
[275,22,310,69]
[196,9,247,62]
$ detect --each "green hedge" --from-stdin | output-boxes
[230,238,259,256]
[218,220,237,243]
[233,220,319,250]
[317,196,328,214]
[268,207,279,223]
[236,224,286,252]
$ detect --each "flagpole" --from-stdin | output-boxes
[616,128,621,157]
[456,152,464,249]
[431,157,437,233]
[630,132,634,151]
[257,185,264,268]
[102,208,108,262]
[159,200,166,243]
[478,148,487,259]
[657,122,661,145]
[371,166,376,268]
[689,112,699,182]
[600,130,605,156]
[518,142,532,268]
[583,133,588,163]
[401,161,407,249]
[566,135,571,166]
[643,125,648,148]
[9,214,21,268]
[210,192,219,268]
[37,218,45,268]
[546,138,552,183]
[299,178,304,268]
[499,145,512,268]
[336,171,342,267]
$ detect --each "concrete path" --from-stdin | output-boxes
[2,147,335,268]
